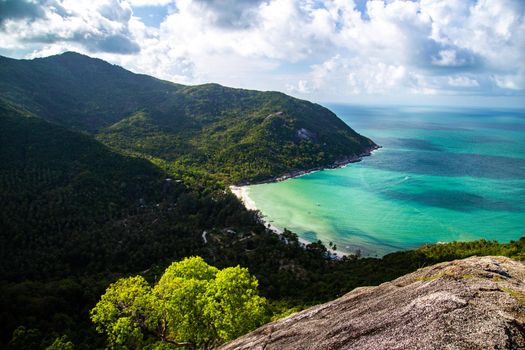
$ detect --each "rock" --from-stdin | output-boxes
[219,256,525,350]
[296,128,318,141]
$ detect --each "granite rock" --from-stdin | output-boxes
[220,256,525,350]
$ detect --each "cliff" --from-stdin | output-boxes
[220,256,525,350]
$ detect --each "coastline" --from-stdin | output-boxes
[230,183,349,258]
[236,144,381,186]
[229,146,382,258]
[229,185,258,211]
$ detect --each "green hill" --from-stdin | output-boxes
[0,99,168,279]
[0,100,381,348]
[0,52,376,183]
[0,99,260,347]
[0,53,377,348]
[1,74,525,348]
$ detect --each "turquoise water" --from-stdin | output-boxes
[247,105,525,256]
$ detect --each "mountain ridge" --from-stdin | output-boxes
[0,52,377,183]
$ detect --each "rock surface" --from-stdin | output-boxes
[220,256,525,350]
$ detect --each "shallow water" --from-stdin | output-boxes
[247,105,525,256]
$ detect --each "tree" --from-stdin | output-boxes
[45,336,75,350]
[8,326,41,350]
[90,276,152,349]
[91,257,267,349]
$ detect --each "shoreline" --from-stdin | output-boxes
[231,182,349,258]
[235,144,381,186]
[229,146,382,258]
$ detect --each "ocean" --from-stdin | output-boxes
[246,105,525,257]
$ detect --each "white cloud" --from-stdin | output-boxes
[432,50,463,66]
[0,0,140,54]
[290,55,410,97]
[128,0,173,7]
[448,76,480,87]
[423,0,525,75]
[0,0,524,105]
[493,74,525,90]
[283,0,524,101]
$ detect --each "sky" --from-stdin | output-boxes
[1,0,524,107]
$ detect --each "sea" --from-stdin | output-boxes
[246,105,525,257]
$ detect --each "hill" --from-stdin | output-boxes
[220,256,525,350]
[0,52,376,183]
[4,52,522,349]
[0,97,383,348]
[2,111,525,349]
[0,99,180,279]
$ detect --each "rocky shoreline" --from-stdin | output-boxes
[236,144,382,186]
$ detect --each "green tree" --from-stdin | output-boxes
[91,257,267,349]
[8,326,41,350]
[204,266,267,342]
[90,276,152,349]
[45,335,75,350]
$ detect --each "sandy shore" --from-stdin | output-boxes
[229,147,383,258]
[229,185,349,258]
[230,185,258,210]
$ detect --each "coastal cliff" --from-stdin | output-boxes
[220,256,525,350]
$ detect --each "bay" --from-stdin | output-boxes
[246,105,525,256]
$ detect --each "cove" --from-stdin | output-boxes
[246,105,525,257]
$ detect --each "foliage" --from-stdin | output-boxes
[0,52,376,184]
[0,102,259,348]
[45,336,75,350]
[91,257,267,349]
[8,326,42,350]
[1,52,523,350]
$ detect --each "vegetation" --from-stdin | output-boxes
[1,52,523,349]
[91,257,266,349]
[0,52,375,184]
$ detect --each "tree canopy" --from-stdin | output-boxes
[90,257,267,349]
[0,52,376,184]
[2,52,525,350]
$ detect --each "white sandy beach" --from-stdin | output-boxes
[229,185,349,258]
[229,185,258,210]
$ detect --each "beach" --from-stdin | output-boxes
[238,105,525,257]
[230,185,349,258]
[229,185,258,210]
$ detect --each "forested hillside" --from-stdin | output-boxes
[1,53,524,349]
[0,96,381,348]
[0,52,376,183]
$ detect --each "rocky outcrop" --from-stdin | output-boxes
[220,256,525,350]
[296,128,318,141]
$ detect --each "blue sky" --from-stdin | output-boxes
[1,0,524,107]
